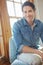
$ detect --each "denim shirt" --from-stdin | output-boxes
[13,18,43,55]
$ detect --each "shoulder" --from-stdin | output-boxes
[13,18,24,29]
[35,19,43,26]
[35,19,43,31]
[13,18,24,32]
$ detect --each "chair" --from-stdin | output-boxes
[9,37,28,65]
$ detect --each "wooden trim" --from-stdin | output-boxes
[28,0,34,3]
[0,44,1,56]
[0,37,4,56]
[0,0,11,58]
[0,17,4,56]
[9,16,21,19]
[0,35,2,37]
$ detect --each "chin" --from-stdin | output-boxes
[26,18,33,22]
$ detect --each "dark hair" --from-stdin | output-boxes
[22,1,36,11]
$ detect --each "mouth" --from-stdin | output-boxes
[26,16,34,21]
[28,16,33,18]
[27,16,33,20]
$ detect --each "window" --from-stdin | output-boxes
[6,0,26,34]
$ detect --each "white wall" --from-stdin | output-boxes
[34,0,43,22]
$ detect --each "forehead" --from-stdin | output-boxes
[23,6,34,11]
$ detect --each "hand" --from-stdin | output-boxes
[38,50,43,61]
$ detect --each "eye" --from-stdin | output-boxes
[24,11,27,13]
[28,10,32,12]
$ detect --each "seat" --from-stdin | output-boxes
[9,37,28,65]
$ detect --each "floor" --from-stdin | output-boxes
[0,56,10,65]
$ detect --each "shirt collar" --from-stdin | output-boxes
[22,18,28,26]
[34,19,38,26]
[22,18,37,27]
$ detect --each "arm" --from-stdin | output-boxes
[40,23,43,43]
[13,23,23,53]
[22,45,43,60]
[21,45,42,54]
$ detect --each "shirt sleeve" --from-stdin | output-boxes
[40,23,43,43]
[12,23,24,54]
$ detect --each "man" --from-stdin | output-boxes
[13,1,43,65]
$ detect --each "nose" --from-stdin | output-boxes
[26,12,29,17]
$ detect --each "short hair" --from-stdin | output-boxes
[22,1,36,11]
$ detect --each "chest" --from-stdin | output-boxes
[20,25,41,41]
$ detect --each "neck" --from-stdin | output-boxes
[28,21,34,26]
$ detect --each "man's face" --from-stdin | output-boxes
[22,6,36,23]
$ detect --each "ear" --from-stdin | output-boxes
[34,10,36,18]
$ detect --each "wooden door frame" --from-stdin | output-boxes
[0,0,11,58]
[28,0,34,3]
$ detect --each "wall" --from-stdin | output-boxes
[34,0,43,22]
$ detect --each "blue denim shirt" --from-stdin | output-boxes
[13,18,43,55]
